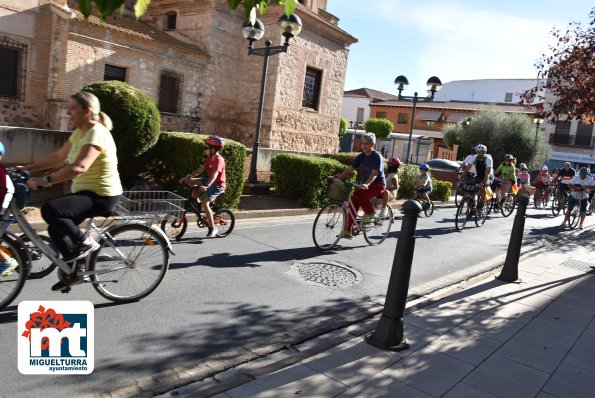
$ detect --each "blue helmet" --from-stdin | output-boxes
[0,141,4,157]
[419,163,430,170]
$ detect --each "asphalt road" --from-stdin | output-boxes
[0,203,584,397]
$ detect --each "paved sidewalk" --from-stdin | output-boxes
[160,225,595,398]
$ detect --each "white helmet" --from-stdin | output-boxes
[541,165,548,171]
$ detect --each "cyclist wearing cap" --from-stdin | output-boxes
[336,132,386,239]
[417,163,433,205]
[553,162,576,192]
[561,167,594,230]
[181,135,226,237]
[460,144,493,208]
[494,154,516,209]
[380,157,400,219]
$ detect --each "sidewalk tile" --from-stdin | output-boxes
[302,338,401,387]
[425,327,503,366]
[498,288,555,309]
[542,362,595,397]
[537,302,593,330]
[397,324,440,356]
[496,333,567,373]
[520,279,574,298]
[579,319,595,345]
[335,373,432,398]
[565,341,595,373]
[555,291,595,314]
[463,355,549,398]
[442,382,500,398]
[224,364,348,398]
[404,308,469,335]
[519,317,583,349]
[458,302,536,341]
[381,347,474,397]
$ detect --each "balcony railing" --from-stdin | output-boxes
[549,133,595,149]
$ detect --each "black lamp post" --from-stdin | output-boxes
[394,75,442,163]
[530,113,545,169]
[242,14,303,183]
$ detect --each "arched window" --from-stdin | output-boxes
[164,12,177,30]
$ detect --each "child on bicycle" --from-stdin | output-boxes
[534,165,551,198]
[181,135,226,237]
[379,157,400,219]
[417,163,432,204]
[0,141,18,277]
[517,163,536,196]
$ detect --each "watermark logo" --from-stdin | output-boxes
[18,301,94,374]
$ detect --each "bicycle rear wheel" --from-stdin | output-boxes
[455,198,472,231]
[161,214,187,241]
[312,203,344,251]
[475,197,488,227]
[569,207,580,229]
[586,196,594,216]
[19,234,58,279]
[213,209,235,237]
[0,233,29,310]
[501,193,516,217]
[364,205,394,245]
[88,223,169,303]
[423,200,434,217]
[551,194,561,216]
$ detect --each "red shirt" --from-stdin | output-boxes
[203,153,226,189]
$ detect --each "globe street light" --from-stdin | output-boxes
[242,13,302,183]
[530,113,545,170]
[394,75,442,163]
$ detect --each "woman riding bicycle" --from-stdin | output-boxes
[493,154,516,210]
[23,91,122,291]
[335,133,386,239]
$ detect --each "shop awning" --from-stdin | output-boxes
[446,113,474,122]
[415,111,442,121]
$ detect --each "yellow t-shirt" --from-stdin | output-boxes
[68,124,123,196]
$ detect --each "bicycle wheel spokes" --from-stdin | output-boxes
[0,235,28,310]
[161,214,187,241]
[19,234,58,279]
[89,224,169,302]
[569,208,580,229]
[423,200,434,217]
[551,195,561,216]
[213,209,235,237]
[312,203,344,251]
[364,205,394,245]
[455,199,471,230]
[501,193,516,217]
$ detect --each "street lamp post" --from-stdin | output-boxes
[394,75,442,163]
[530,113,545,170]
[242,14,302,183]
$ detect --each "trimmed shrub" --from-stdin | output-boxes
[364,118,393,139]
[82,81,161,187]
[339,117,348,139]
[143,132,245,209]
[328,152,360,166]
[430,179,452,202]
[271,153,354,208]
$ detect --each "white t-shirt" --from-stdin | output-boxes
[463,154,477,176]
[468,154,494,178]
[569,175,593,200]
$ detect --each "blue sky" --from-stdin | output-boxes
[326,0,594,95]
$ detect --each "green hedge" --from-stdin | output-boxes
[142,132,245,209]
[328,152,360,166]
[430,179,452,202]
[397,163,451,202]
[271,153,354,208]
[339,117,348,139]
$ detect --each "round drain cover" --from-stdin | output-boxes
[289,262,362,288]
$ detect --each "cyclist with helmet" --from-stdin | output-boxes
[0,141,19,277]
[336,132,386,239]
[460,144,493,208]
[517,163,536,196]
[534,165,552,196]
[493,154,516,210]
[417,163,433,205]
[380,157,401,219]
[561,167,594,229]
[181,135,226,237]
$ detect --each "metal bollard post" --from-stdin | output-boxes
[496,195,529,282]
[365,200,422,351]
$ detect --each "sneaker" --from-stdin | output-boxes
[579,223,584,230]
[0,257,18,277]
[339,231,353,239]
[378,208,388,219]
[362,213,375,224]
[560,220,567,227]
[207,228,219,237]
[64,237,100,263]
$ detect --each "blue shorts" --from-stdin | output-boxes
[417,186,432,193]
[567,195,588,213]
[201,178,225,202]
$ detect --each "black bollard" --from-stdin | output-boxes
[365,200,422,351]
[496,195,529,282]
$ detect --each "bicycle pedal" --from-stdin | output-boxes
[60,286,71,294]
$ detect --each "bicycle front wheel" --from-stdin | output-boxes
[88,224,169,303]
[475,196,488,227]
[587,197,595,216]
[161,214,187,241]
[213,209,235,237]
[0,233,29,310]
[364,205,394,245]
[501,193,516,217]
[569,207,580,229]
[312,203,344,251]
[19,234,58,279]
[551,194,561,216]
[455,186,464,207]
[455,198,472,230]
[423,200,434,217]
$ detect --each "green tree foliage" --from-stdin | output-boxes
[521,7,594,123]
[76,0,297,21]
[339,117,348,139]
[83,81,161,187]
[442,105,548,167]
[364,118,394,139]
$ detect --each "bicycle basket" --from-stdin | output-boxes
[461,182,479,193]
[327,180,350,201]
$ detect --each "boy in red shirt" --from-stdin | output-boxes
[182,135,226,237]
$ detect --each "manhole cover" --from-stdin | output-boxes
[559,259,595,273]
[288,262,362,289]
